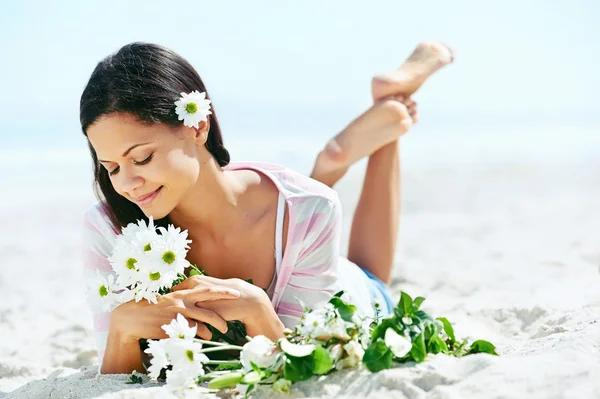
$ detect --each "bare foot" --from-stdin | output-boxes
[310,97,413,186]
[371,41,455,101]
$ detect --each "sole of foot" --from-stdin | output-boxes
[311,99,411,180]
[371,41,455,102]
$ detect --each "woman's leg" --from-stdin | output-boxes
[310,41,454,283]
[309,97,415,284]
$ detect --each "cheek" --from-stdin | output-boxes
[163,151,200,187]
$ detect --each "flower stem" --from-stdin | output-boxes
[199,345,244,353]
[194,339,239,347]
[204,360,241,365]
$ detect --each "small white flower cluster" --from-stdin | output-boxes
[145,314,210,390]
[87,217,192,312]
[296,300,412,370]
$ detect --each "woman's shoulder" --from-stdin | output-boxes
[226,161,339,204]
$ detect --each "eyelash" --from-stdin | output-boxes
[109,153,154,176]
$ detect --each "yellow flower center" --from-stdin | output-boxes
[149,271,161,281]
[99,285,108,297]
[126,258,137,270]
[185,102,198,114]
[144,243,152,252]
[162,251,176,265]
[186,350,194,361]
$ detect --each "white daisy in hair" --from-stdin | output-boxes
[174,90,212,129]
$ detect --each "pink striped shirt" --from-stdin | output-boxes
[82,161,374,363]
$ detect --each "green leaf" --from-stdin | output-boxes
[397,292,414,317]
[189,264,205,276]
[207,372,244,389]
[413,310,434,325]
[214,363,242,371]
[371,318,399,341]
[333,290,345,298]
[329,296,357,322]
[363,339,394,372]
[427,336,448,354]
[311,346,333,375]
[468,340,498,356]
[283,355,315,382]
[436,317,456,345]
[412,297,425,312]
[125,373,143,384]
[409,331,427,362]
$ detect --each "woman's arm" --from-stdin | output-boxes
[172,276,286,341]
[101,326,145,374]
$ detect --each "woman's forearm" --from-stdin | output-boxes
[100,328,144,374]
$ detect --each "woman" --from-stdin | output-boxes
[80,41,454,374]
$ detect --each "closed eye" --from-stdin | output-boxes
[108,152,154,176]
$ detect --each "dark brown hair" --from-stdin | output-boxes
[80,42,230,232]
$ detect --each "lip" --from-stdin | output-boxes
[135,186,163,206]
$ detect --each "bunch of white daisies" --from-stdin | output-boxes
[87,217,193,312]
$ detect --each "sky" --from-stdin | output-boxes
[0,0,598,166]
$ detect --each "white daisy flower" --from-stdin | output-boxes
[120,216,154,238]
[136,266,177,294]
[150,235,190,277]
[157,224,192,250]
[108,243,145,287]
[163,339,208,370]
[174,91,212,129]
[86,271,119,312]
[162,313,197,340]
[130,283,160,304]
[144,339,170,379]
[166,366,204,391]
[131,228,162,255]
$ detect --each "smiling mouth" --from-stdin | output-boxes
[135,186,163,205]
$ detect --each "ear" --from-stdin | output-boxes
[195,119,210,145]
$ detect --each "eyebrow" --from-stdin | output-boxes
[98,142,153,163]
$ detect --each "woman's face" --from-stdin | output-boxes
[87,113,204,220]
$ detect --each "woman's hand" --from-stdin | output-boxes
[172,275,285,341]
[110,283,241,342]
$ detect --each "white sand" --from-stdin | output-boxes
[2,162,600,398]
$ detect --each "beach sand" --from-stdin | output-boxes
[2,162,599,398]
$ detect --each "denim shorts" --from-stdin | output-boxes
[362,269,395,317]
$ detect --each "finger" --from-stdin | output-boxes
[184,307,229,334]
[196,323,213,340]
[187,286,241,301]
[172,275,206,291]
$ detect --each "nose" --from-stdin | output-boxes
[113,166,144,199]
